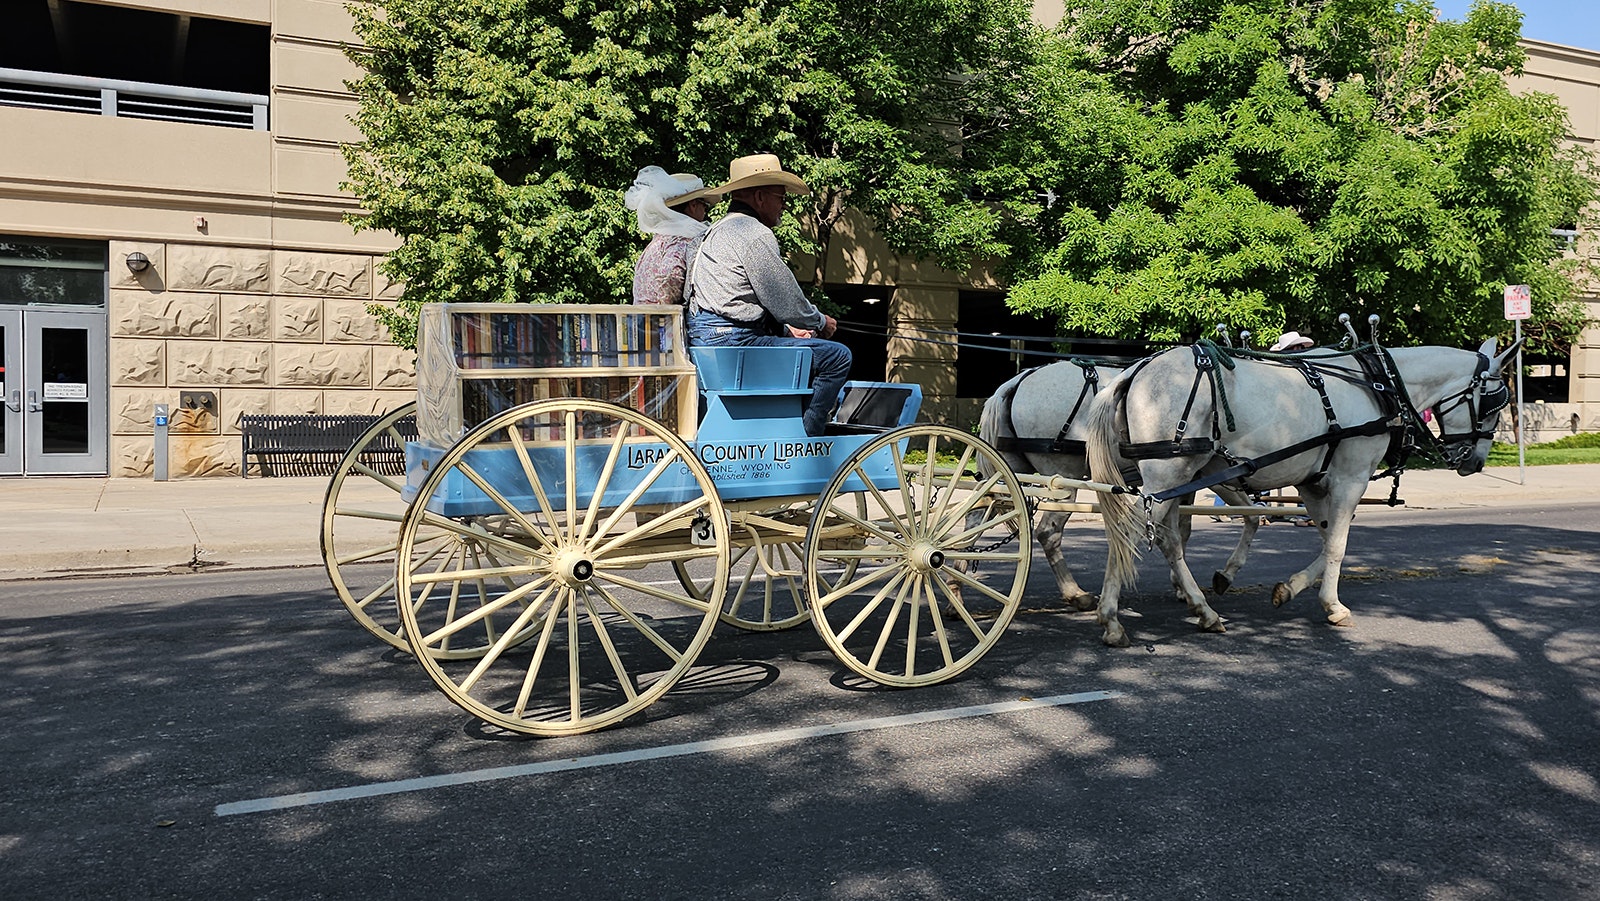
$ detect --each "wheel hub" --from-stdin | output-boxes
[910,544,945,572]
[555,551,596,586]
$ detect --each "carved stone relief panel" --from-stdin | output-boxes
[222,389,273,433]
[169,341,271,386]
[168,245,271,293]
[172,436,235,477]
[275,250,372,297]
[325,298,384,343]
[171,406,219,435]
[110,339,165,386]
[110,290,219,338]
[109,241,167,292]
[373,345,417,389]
[276,345,371,387]
[221,296,272,339]
[111,388,167,433]
[274,297,324,342]
[273,390,324,414]
[112,437,155,478]
[322,392,387,416]
[375,266,404,300]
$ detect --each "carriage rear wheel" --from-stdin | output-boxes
[396,399,730,736]
[319,402,539,659]
[672,500,861,632]
[803,425,1031,687]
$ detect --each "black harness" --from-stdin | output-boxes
[995,359,1105,457]
[1121,343,1505,504]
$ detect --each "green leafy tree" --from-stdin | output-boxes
[343,0,1043,346]
[1002,0,1597,353]
[343,0,804,346]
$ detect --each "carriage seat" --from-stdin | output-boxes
[692,346,815,438]
[692,346,812,391]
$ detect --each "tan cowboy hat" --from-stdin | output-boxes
[713,153,811,196]
[1270,331,1314,352]
[663,173,720,207]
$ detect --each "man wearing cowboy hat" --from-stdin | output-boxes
[686,153,851,437]
[1269,331,1315,353]
[625,166,718,305]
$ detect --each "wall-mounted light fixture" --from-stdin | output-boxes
[125,252,151,273]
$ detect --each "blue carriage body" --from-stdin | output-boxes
[404,346,922,517]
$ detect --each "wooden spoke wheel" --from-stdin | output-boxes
[803,425,1031,687]
[396,399,730,736]
[320,403,424,652]
[671,502,859,632]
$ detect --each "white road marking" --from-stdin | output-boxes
[215,690,1122,817]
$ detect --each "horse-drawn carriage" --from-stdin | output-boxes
[320,304,1516,735]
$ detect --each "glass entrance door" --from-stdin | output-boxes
[1,310,107,475]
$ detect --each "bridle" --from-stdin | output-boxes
[1427,352,1509,469]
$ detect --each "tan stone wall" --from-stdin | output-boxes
[108,240,414,477]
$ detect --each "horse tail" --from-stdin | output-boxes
[978,368,1033,478]
[1086,369,1140,594]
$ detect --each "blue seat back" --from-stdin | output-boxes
[692,346,812,392]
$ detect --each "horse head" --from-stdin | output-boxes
[1431,337,1521,475]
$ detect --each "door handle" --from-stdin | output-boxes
[26,389,42,413]
[5,390,18,413]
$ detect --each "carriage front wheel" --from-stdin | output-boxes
[395,399,730,736]
[802,425,1032,687]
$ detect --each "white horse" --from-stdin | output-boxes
[977,358,1264,609]
[1085,338,1517,647]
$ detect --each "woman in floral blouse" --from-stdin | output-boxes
[624,167,717,305]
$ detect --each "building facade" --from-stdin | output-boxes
[1515,39,1600,439]
[1,0,408,477]
[2,3,1597,478]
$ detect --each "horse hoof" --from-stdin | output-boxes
[1102,627,1131,648]
[1200,617,1227,633]
[1212,571,1232,595]
[1068,593,1098,612]
[1272,582,1293,607]
[1327,608,1353,627]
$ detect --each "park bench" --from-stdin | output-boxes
[240,413,414,478]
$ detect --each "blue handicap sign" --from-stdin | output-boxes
[154,416,168,427]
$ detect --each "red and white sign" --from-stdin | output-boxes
[1504,284,1532,320]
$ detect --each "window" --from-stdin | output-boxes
[825,283,890,381]
[1,1,268,94]
[0,2,269,129]
[955,291,1059,397]
[0,236,107,307]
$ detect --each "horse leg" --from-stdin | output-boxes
[1309,490,1365,627]
[1152,499,1225,633]
[1211,486,1261,595]
[1170,492,1196,600]
[1036,504,1096,610]
[1270,488,1333,608]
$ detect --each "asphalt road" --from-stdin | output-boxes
[3,502,1598,900]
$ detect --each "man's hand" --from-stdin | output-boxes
[818,315,838,339]
[786,325,815,339]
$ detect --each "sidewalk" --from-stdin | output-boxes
[0,464,1595,581]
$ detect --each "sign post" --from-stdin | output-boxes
[1504,285,1530,485]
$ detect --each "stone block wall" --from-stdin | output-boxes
[108,240,414,477]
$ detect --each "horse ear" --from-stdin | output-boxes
[1476,337,1498,359]
[1488,338,1524,377]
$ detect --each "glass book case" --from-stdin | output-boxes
[414,303,698,448]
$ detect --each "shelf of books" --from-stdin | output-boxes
[415,303,697,447]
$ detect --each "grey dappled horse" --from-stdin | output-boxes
[1086,338,1517,647]
[976,359,1264,609]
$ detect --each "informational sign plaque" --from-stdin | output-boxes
[1504,284,1531,320]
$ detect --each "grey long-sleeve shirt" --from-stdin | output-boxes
[686,209,825,332]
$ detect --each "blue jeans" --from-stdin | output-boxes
[687,312,853,437]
